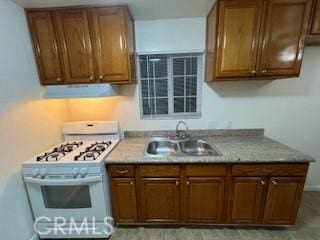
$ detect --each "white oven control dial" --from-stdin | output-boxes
[80,168,87,177]
[40,169,48,177]
[73,168,80,177]
[32,169,40,177]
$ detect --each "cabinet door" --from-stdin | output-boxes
[27,11,63,85]
[216,0,264,78]
[310,0,320,35]
[185,177,225,223]
[264,177,304,225]
[140,178,180,223]
[259,0,312,76]
[55,9,95,84]
[110,178,138,223]
[227,177,266,224]
[91,7,131,83]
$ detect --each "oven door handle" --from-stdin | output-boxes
[24,175,102,186]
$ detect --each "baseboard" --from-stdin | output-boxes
[30,233,39,240]
[304,186,320,191]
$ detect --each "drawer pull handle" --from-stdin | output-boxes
[186,181,190,186]
[272,180,277,185]
[263,169,273,173]
[176,181,179,186]
[116,169,129,174]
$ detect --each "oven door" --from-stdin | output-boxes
[24,175,107,222]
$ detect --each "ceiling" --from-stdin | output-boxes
[12,0,215,20]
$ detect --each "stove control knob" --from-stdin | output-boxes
[32,169,40,177]
[73,168,80,177]
[40,169,48,177]
[80,168,87,177]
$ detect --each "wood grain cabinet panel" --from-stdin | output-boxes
[91,7,134,83]
[110,178,138,223]
[310,0,320,34]
[185,177,225,223]
[27,11,63,85]
[263,177,305,225]
[227,177,266,224]
[259,0,312,77]
[54,9,95,84]
[215,0,263,78]
[139,178,180,223]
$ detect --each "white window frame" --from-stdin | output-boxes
[137,53,203,120]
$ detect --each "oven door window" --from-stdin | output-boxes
[41,185,92,209]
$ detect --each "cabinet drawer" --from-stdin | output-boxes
[139,165,180,177]
[232,164,308,177]
[109,165,134,177]
[185,165,227,177]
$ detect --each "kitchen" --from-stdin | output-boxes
[0,0,320,239]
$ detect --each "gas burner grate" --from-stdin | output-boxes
[74,141,111,161]
[37,142,83,162]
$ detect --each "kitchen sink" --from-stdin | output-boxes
[144,137,221,157]
[145,138,179,156]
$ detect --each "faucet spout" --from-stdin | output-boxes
[175,121,190,139]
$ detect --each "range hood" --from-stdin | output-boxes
[43,84,119,99]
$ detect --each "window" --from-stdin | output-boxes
[138,53,202,119]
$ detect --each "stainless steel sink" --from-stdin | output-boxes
[144,137,221,157]
[179,139,221,156]
[145,138,179,156]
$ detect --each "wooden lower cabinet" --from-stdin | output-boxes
[264,177,305,225]
[139,178,180,223]
[227,177,266,224]
[108,163,308,226]
[110,178,137,223]
[185,177,225,223]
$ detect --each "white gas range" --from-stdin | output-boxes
[22,121,120,239]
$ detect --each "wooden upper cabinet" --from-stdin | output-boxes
[54,9,95,84]
[91,7,134,83]
[259,0,312,77]
[310,0,320,34]
[215,0,263,78]
[206,0,312,81]
[27,11,63,85]
[26,6,135,85]
[263,177,305,225]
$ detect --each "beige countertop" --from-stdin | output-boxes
[105,129,316,164]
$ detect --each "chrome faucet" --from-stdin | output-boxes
[175,121,190,139]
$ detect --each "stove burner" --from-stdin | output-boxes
[37,142,83,162]
[74,141,111,161]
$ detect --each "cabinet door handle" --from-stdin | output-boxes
[186,181,190,186]
[272,180,277,185]
[116,169,129,174]
[260,180,266,185]
[262,70,267,74]
[99,75,103,80]
[251,70,257,75]
[176,181,179,186]
[130,180,134,185]
[89,76,94,81]
[56,77,62,82]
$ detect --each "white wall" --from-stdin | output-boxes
[0,1,69,239]
[67,18,320,189]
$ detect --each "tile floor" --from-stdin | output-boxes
[110,192,320,240]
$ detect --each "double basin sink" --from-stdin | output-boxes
[144,137,222,157]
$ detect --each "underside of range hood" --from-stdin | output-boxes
[43,84,119,99]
